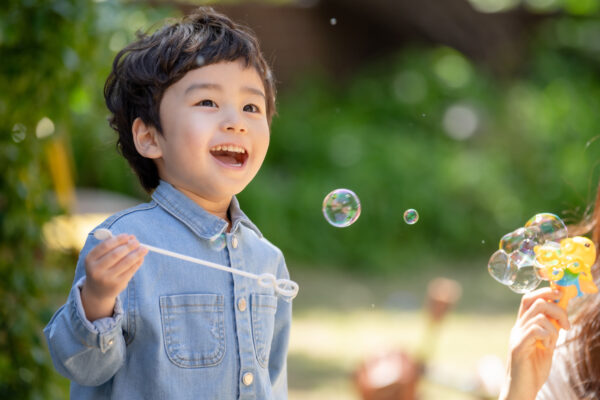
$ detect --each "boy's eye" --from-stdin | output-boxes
[243,104,260,113]
[196,99,216,107]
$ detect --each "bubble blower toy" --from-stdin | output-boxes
[488,213,598,331]
[93,228,299,300]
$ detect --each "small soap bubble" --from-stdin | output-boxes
[322,188,361,228]
[422,113,427,117]
[209,233,226,251]
[195,55,206,67]
[481,240,485,244]
[12,123,26,143]
[403,209,419,225]
[330,17,337,25]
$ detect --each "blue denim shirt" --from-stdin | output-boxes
[44,181,292,399]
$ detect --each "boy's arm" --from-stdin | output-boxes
[268,253,293,399]
[43,233,131,386]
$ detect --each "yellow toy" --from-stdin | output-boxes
[534,236,598,311]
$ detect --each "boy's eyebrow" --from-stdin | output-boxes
[184,83,265,99]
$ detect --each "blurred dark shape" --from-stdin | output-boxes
[172,0,545,87]
[354,278,463,400]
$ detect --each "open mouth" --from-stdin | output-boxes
[209,144,248,167]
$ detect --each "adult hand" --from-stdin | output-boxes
[81,234,147,321]
[499,287,570,400]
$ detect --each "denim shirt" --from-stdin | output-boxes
[44,181,292,399]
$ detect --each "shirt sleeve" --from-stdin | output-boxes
[268,252,292,399]
[43,233,127,386]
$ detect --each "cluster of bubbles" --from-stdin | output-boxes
[322,189,361,228]
[487,213,568,293]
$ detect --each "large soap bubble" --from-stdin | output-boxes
[488,249,517,285]
[524,213,567,243]
[322,189,361,228]
[488,213,568,294]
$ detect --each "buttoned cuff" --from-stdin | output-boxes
[70,276,124,352]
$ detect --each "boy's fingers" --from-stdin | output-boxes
[519,287,562,317]
[109,246,147,277]
[116,255,145,282]
[522,297,570,330]
[95,238,141,268]
[87,233,132,261]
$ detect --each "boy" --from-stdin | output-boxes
[44,7,291,399]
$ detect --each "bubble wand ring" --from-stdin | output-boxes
[94,228,299,300]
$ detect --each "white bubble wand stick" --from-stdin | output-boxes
[93,228,299,300]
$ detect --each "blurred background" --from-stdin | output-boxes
[3,0,600,398]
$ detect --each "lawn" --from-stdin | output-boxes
[287,265,521,400]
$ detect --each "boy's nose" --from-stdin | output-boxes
[220,112,247,134]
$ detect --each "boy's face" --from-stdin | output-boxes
[153,60,270,203]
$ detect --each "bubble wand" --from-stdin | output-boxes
[93,228,299,300]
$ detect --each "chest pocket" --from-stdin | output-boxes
[159,293,225,368]
[251,294,278,368]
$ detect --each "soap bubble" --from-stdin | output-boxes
[508,265,541,293]
[209,233,226,251]
[322,189,361,228]
[524,213,567,243]
[12,123,26,143]
[488,250,517,285]
[330,17,337,25]
[499,227,542,254]
[403,209,419,225]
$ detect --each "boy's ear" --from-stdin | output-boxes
[132,117,162,159]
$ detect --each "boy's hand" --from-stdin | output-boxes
[81,234,148,321]
[499,287,570,400]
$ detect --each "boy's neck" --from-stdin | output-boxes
[171,184,232,232]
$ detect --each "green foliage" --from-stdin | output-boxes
[240,29,600,271]
[0,1,172,398]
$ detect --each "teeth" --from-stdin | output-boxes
[211,144,246,153]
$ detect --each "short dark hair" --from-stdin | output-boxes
[104,7,276,192]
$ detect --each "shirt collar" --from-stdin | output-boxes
[151,180,263,239]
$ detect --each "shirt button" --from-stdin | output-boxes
[237,297,247,312]
[232,236,238,249]
[242,372,254,386]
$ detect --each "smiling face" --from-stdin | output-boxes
[147,60,270,206]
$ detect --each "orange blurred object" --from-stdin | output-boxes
[354,351,421,400]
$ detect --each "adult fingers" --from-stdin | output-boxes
[521,297,570,330]
[518,287,562,317]
[520,316,559,350]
